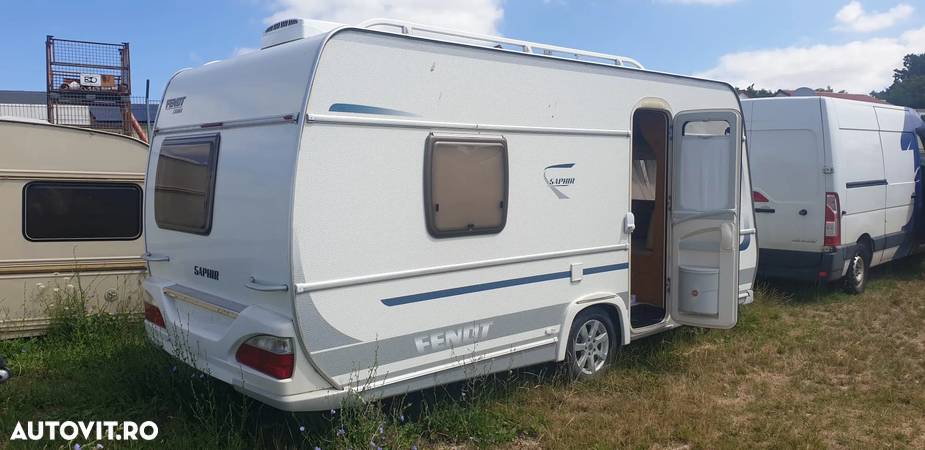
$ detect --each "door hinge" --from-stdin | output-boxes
[665,277,671,294]
[822,167,834,174]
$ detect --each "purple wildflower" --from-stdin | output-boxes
[336,427,346,437]
[74,444,81,450]
[299,425,306,432]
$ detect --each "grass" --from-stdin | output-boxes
[2,258,925,449]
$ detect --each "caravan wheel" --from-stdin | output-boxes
[566,308,616,380]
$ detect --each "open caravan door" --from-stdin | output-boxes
[669,110,742,328]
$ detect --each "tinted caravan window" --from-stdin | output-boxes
[154,134,220,235]
[23,182,142,241]
[425,134,508,238]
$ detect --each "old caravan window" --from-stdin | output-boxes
[23,182,142,241]
[155,134,220,235]
[425,135,508,238]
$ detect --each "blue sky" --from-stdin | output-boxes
[2,0,924,96]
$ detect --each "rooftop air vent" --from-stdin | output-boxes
[260,18,343,50]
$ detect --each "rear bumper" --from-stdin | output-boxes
[143,277,345,411]
[757,246,854,282]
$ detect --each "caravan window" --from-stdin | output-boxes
[678,119,736,211]
[23,182,142,241]
[425,135,508,238]
[154,134,220,235]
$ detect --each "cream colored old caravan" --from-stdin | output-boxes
[0,118,147,338]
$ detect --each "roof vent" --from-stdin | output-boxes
[260,18,342,50]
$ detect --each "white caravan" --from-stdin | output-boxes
[744,96,925,292]
[143,19,757,410]
[0,118,147,338]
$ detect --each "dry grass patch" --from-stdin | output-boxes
[481,260,925,449]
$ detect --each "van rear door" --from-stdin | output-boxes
[669,110,741,329]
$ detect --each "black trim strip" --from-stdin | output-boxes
[846,179,887,189]
[755,208,775,213]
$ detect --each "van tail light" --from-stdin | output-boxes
[752,191,770,203]
[236,335,294,380]
[143,302,166,328]
[824,192,841,247]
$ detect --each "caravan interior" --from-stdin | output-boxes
[630,109,669,328]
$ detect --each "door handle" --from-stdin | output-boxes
[720,222,736,251]
[245,277,289,292]
[142,252,170,262]
[624,212,636,234]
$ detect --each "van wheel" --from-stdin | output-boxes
[843,242,870,294]
[566,308,616,380]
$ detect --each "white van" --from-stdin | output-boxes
[142,19,757,410]
[744,96,925,292]
[0,118,148,338]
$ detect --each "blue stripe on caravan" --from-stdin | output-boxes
[381,262,629,307]
[328,103,416,117]
[739,234,751,251]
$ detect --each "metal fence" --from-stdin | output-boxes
[0,95,158,141]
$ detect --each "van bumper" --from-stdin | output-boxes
[757,246,853,282]
[142,277,345,411]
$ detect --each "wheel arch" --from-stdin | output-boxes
[556,292,630,362]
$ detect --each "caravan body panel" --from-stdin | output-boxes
[144,25,753,410]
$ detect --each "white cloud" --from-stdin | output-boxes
[695,26,925,92]
[264,0,504,35]
[658,0,740,5]
[835,1,913,33]
[232,47,257,57]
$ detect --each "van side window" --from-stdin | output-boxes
[23,182,142,241]
[154,134,220,235]
[425,134,508,238]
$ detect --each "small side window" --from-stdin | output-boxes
[23,181,143,241]
[154,134,220,235]
[424,134,508,238]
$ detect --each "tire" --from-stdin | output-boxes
[843,241,870,294]
[565,308,618,380]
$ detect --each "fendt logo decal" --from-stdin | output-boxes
[193,265,219,281]
[414,322,492,354]
[544,163,576,199]
[164,96,186,114]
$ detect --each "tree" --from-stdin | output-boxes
[872,53,925,109]
[740,83,776,98]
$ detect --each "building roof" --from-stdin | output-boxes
[89,104,159,123]
[0,90,47,104]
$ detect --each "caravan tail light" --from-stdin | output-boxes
[824,192,841,247]
[143,302,166,328]
[236,335,294,379]
[752,191,769,203]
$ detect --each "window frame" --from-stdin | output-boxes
[154,133,221,236]
[423,133,509,239]
[22,180,144,242]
